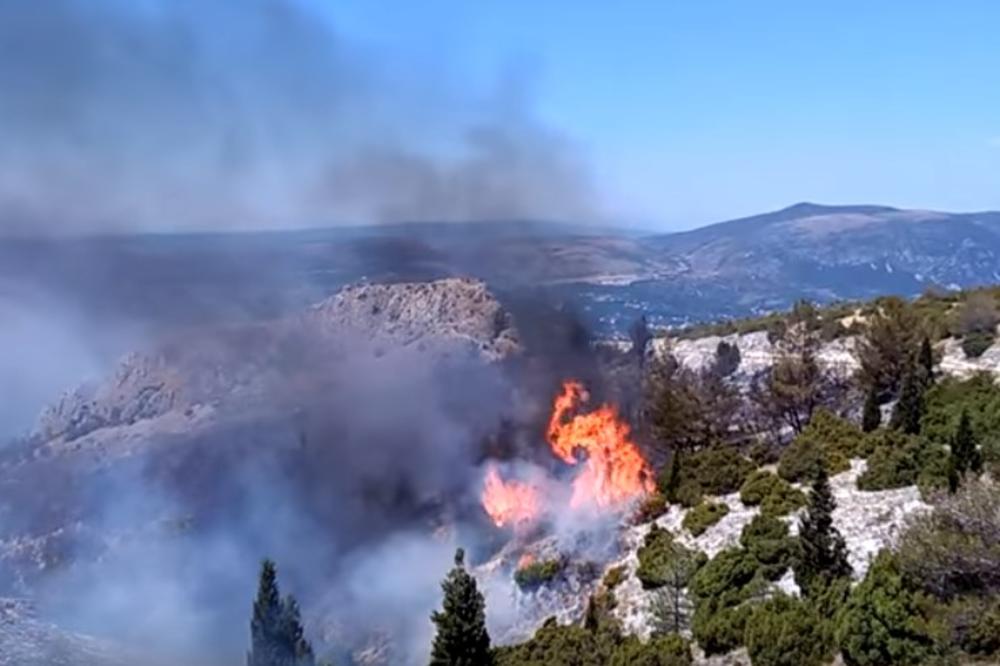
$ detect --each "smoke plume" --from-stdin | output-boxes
[0,0,600,235]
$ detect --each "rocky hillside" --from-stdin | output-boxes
[33,277,519,447]
[0,599,139,666]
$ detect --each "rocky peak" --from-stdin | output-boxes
[34,277,520,445]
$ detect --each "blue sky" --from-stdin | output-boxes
[321,1,1000,229]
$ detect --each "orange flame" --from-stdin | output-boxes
[481,465,541,528]
[546,380,654,509]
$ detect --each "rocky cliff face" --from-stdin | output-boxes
[33,278,520,447]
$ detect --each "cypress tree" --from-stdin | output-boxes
[430,548,493,666]
[918,336,935,385]
[662,449,682,503]
[248,560,315,666]
[950,409,982,479]
[794,462,852,597]
[861,387,881,433]
[890,368,924,435]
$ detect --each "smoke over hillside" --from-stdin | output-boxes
[0,0,599,235]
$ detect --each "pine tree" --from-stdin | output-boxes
[430,548,492,666]
[861,387,881,433]
[662,449,682,503]
[836,551,937,666]
[889,367,924,435]
[248,560,315,666]
[794,462,852,597]
[950,409,982,479]
[918,336,935,385]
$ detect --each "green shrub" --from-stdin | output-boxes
[961,330,994,358]
[938,597,1000,657]
[896,478,1000,599]
[682,501,729,536]
[602,565,627,590]
[609,634,692,666]
[856,431,949,493]
[740,514,796,580]
[634,492,669,524]
[960,604,1000,656]
[691,599,752,656]
[493,617,620,666]
[746,593,834,666]
[658,446,754,507]
[805,409,870,458]
[636,525,707,590]
[739,470,806,517]
[760,483,807,517]
[689,548,759,605]
[739,470,780,505]
[922,373,1000,464]
[514,558,564,590]
[836,551,940,666]
[778,435,850,483]
[749,441,780,466]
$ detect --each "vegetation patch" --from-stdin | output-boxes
[739,470,806,517]
[602,565,627,591]
[682,501,729,536]
[777,434,850,482]
[659,445,755,507]
[514,558,565,591]
[836,551,942,666]
[636,524,707,590]
[856,430,949,493]
[739,514,796,580]
[746,593,834,666]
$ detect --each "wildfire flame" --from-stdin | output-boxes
[546,380,654,509]
[481,464,541,528]
[479,379,652,528]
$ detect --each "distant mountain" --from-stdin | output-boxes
[652,202,1000,287]
[4,203,1000,336]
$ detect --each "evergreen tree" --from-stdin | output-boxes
[662,449,682,503]
[794,463,852,596]
[861,387,881,433]
[918,336,935,385]
[431,548,493,666]
[248,560,315,666]
[836,551,937,666]
[950,409,982,479]
[890,368,924,435]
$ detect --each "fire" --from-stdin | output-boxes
[546,380,654,509]
[481,464,541,528]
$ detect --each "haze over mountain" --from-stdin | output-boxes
[4,202,999,335]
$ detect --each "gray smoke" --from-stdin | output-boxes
[0,0,600,235]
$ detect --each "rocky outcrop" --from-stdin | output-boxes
[0,598,141,666]
[655,330,1000,386]
[34,278,519,445]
